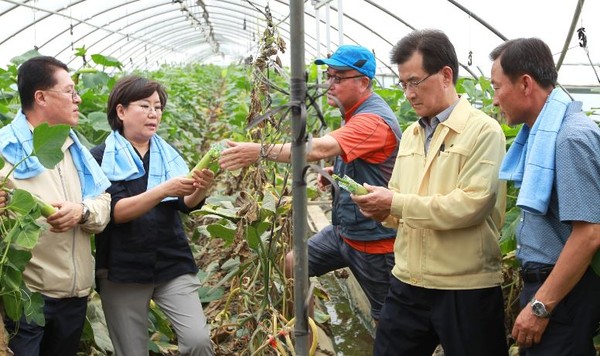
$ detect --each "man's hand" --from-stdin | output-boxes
[219,141,260,170]
[512,305,550,349]
[0,190,7,209]
[317,166,334,191]
[351,184,393,222]
[45,201,84,233]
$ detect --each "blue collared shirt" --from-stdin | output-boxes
[516,109,600,267]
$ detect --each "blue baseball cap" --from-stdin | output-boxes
[314,45,376,79]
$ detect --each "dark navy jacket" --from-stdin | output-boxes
[91,143,199,284]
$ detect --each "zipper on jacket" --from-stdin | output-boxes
[58,165,78,295]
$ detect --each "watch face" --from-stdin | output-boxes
[531,300,549,317]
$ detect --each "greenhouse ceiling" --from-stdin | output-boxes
[0,0,599,88]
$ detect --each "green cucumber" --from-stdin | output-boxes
[332,174,369,195]
[187,142,225,177]
[33,195,57,217]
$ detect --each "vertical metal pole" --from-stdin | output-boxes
[315,5,321,59]
[313,2,325,168]
[337,0,344,45]
[325,3,331,53]
[290,0,309,355]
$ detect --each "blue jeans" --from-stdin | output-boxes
[308,224,395,320]
[5,295,88,356]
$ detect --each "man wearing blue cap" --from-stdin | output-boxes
[220,44,402,322]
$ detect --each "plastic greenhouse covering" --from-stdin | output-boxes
[1,1,600,354]
[1,1,599,88]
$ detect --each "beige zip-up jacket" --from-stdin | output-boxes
[386,97,506,289]
[1,136,110,298]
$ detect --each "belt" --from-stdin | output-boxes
[520,266,554,283]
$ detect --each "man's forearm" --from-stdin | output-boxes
[264,143,292,163]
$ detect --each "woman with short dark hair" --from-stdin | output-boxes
[91,75,214,356]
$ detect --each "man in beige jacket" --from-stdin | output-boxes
[352,29,508,356]
[0,56,111,356]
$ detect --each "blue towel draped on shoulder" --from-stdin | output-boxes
[0,110,110,199]
[101,130,189,202]
[499,88,573,215]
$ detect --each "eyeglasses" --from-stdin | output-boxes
[396,72,435,91]
[130,103,163,115]
[44,89,80,101]
[323,72,366,84]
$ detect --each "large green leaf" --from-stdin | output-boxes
[23,291,45,326]
[7,215,42,249]
[81,72,110,89]
[2,267,22,292]
[90,54,122,69]
[6,188,36,215]
[198,286,224,303]
[6,248,32,272]
[85,293,113,353]
[261,189,277,214]
[148,304,175,340]
[32,123,70,168]
[2,292,21,321]
[10,49,42,65]
[245,225,260,251]
[87,111,111,132]
[206,223,236,245]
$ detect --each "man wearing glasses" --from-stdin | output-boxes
[220,45,402,323]
[352,30,509,355]
[0,56,111,355]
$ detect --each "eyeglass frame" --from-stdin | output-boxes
[129,103,164,115]
[323,71,367,84]
[43,89,80,101]
[396,71,436,91]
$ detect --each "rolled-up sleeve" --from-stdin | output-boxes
[82,192,111,233]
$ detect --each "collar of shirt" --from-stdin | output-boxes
[344,92,372,122]
[418,99,459,153]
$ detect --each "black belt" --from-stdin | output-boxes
[520,266,554,283]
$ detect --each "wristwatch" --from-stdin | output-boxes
[79,203,90,224]
[530,298,551,318]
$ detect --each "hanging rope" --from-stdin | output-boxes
[577,27,600,84]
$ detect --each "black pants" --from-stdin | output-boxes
[5,295,88,356]
[519,268,600,356]
[374,277,508,356]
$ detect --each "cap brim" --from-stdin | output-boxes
[314,57,349,69]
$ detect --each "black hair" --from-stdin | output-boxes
[106,75,167,132]
[390,29,459,84]
[17,56,69,111]
[489,38,557,88]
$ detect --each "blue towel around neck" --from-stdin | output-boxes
[0,110,110,199]
[499,88,574,215]
[101,130,189,202]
